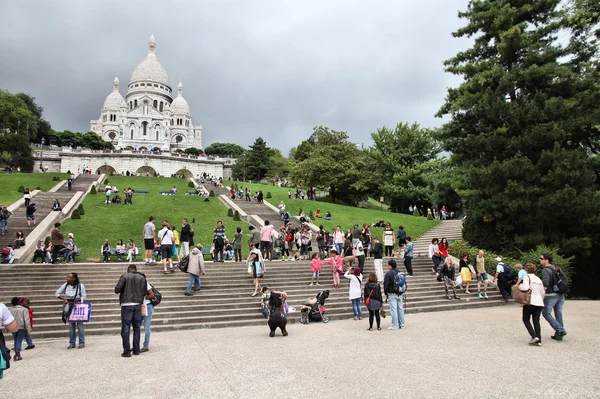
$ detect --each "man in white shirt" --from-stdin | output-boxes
[143,216,156,264]
[158,221,174,273]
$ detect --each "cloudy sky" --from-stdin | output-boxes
[0,0,470,154]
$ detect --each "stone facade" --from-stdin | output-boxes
[90,35,202,152]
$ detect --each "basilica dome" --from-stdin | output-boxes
[103,77,126,109]
[130,34,170,87]
[170,81,191,116]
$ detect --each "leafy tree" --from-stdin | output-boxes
[231,152,248,180]
[265,148,290,180]
[245,137,270,181]
[367,122,440,213]
[289,140,314,163]
[81,132,112,150]
[290,126,367,204]
[436,0,600,258]
[204,142,245,158]
[0,151,12,167]
[184,147,203,156]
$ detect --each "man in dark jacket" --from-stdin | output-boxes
[383,259,405,330]
[114,265,152,357]
[181,218,191,257]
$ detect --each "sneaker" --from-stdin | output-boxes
[559,331,568,338]
[282,331,288,336]
[67,345,76,349]
[78,344,85,349]
[184,292,193,296]
[121,352,132,358]
[551,334,563,341]
[269,332,275,337]
[24,345,35,350]
[477,293,483,299]
[140,348,149,353]
[309,283,314,286]
[387,326,399,330]
[529,337,540,345]
[316,283,320,286]
[483,292,489,299]
[353,317,358,321]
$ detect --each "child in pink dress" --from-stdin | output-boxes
[310,252,325,286]
[325,248,343,288]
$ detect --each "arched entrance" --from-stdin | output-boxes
[152,148,162,154]
[175,169,193,178]
[137,166,157,176]
[97,165,117,175]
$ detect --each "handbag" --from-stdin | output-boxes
[364,289,373,306]
[247,263,253,275]
[514,288,532,305]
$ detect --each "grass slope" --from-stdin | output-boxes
[225,181,439,239]
[61,176,250,261]
[0,172,68,205]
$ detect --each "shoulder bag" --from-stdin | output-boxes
[514,275,532,305]
[364,289,373,306]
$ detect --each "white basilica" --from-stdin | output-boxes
[90,35,202,152]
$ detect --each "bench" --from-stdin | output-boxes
[159,190,176,195]
[186,190,199,195]
[133,189,149,194]
[102,248,141,261]
[54,248,81,263]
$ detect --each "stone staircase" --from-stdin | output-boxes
[0,256,505,340]
[0,174,99,250]
[412,220,463,256]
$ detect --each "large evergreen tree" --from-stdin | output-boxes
[245,137,271,181]
[437,0,600,257]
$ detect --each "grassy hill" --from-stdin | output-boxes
[0,172,68,205]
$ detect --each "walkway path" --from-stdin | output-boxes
[2,301,595,398]
[412,219,463,256]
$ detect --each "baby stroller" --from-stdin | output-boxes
[300,290,330,324]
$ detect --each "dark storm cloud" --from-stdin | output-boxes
[0,0,470,154]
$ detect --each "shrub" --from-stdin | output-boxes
[36,186,41,190]
[71,209,81,219]
[53,176,60,181]
[66,170,71,174]
[209,190,215,197]
[188,181,195,188]
[227,208,234,217]
[233,210,241,221]
[518,244,574,278]
[308,210,314,219]
[104,179,108,184]
[427,214,433,220]
[78,203,85,215]
[90,185,97,194]
[413,208,420,217]
[44,236,51,245]
[266,192,272,199]
[17,185,24,193]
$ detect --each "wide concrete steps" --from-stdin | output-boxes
[0,257,504,339]
[412,220,464,255]
[56,174,99,192]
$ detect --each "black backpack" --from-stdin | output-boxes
[502,264,515,281]
[551,267,569,295]
[150,285,162,306]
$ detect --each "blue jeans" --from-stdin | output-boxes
[25,333,34,347]
[351,298,362,318]
[121,305,142,353]
[12,329,25,353]
[543,295,566,333]
[69,322,85,346]
[0,219,7,235]
[186,274,201,294]
[142,304,154,350]
[335,243,343,255]
[388,293,405,329]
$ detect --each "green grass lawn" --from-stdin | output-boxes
[61,176,250,261]
[225,180,439,239]
[0,172,69,205]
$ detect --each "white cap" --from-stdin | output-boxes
[495,257,502,262]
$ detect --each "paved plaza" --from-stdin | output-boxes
[3,301,598,398]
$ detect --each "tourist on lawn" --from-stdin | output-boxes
[403,237,414,276]
[474,250,489,299]
[361,224,371,258]
[101,239,112,262]
[25,202,36,227]
[233,226,243,262]
[13,230,25,249]
[540,253,568,341]
[213,220,226,262]
[333,226,344,255]
[23,188,31,207]
[143,216,156,264]
[115,239,126,261]
[158,222,175,273]
[260,220,272,261]
[9,297,32,361]
[326,248,343,288]
[248,251,265,297]
[370,237,384,282]
[126,239,136,262]
[382,222,395,257]
[383,259,406,330]
[268,291,288,337]
[325,210,332,220]
[344,266,363,320]
[171,225,181,263]
[440,258,460,300]
[364,272,383,331]
[459,253,472,294]
[180,218,191,257]
[519,263,545,346]
[428,238,442,275]
[184,245,206,296]
[114,265,152,357]
[51,222,64,264]
[55,272,86,349]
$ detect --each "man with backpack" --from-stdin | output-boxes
[0,205,12,236]
[540,253,568,341]
[383,259,407,330]
[493,257,513,302]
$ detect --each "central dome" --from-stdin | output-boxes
[130,34,170,87]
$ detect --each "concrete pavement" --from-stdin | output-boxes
[3,301,599,398]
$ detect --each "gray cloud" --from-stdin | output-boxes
[0,0,470,154]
